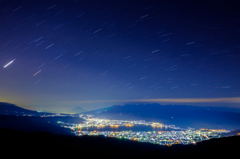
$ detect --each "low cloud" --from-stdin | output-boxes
[72,97,240,104]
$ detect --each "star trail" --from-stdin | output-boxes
[3,59,15,68]
[0,0,239,113]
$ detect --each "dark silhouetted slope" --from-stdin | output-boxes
[0,115,76,136]
[0,102,37,115]
[0,128,239,156]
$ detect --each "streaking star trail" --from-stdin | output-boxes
[33,70,41,76]
[3,59,15,68]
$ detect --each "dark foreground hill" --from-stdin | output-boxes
[0,115,81,136]
[0,128,239,157]
[0,102,38,115]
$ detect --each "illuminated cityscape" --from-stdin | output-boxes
[57,114,229,146]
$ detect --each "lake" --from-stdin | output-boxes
[75,125,183,132]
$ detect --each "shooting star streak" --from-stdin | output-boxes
[33,70,41,76]
[4,59,15,68]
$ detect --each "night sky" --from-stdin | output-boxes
[0,0,240,113]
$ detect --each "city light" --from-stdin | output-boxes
[56,114,230,146]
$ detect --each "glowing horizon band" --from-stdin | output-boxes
[58,97,240,104]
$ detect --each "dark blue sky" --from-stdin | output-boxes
[0,0,239,113]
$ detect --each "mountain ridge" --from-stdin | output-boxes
[87,103,240,130]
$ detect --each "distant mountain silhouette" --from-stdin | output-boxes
[78,107,113,114]
[0,128,239,156]
[87,103,240,130]
[69,106,87,113]
[0,102,57,115]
